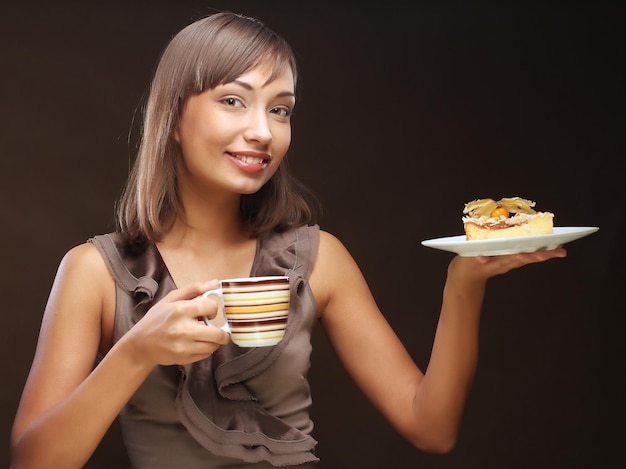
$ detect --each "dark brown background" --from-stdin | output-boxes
[1,1,624,468]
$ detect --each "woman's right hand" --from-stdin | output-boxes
[119,280,231,367]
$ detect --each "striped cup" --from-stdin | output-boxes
[202,276,290,347]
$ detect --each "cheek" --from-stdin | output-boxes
[273,126,292,158]
[181,116,230,151]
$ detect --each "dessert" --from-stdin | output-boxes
[462,197,554,240]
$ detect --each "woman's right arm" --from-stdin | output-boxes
[10,243,229,469]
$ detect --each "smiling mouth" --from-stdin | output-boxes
[238,155,265,164]
[230,153,268,165]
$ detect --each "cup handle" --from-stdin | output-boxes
[201,288,231,333]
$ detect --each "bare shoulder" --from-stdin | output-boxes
[319,229,362,258]
[310,229,366,316]
[61,241,109,274]
[55,241,115,294]
[315,230,359,276]
[47,241,116,350]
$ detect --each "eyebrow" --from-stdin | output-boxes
[231,79,295,99]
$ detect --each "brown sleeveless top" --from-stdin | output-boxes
[90,225,320,468]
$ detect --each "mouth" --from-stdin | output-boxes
[228,152,270,171]
[231,153,267,165]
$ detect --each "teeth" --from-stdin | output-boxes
[234,154,265,165]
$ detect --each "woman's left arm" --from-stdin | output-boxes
[310,230,566,454]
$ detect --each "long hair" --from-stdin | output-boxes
[115,12,319,243]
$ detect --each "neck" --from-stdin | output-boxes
[160,193,250,249]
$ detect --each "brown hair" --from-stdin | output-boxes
[115,12,319,243]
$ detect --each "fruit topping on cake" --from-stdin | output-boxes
[462,197,554,240]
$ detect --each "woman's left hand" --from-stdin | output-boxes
[448,247,568,284]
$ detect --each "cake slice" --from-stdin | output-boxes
[462,197,554,240]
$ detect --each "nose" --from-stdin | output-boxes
[243,109,272,144]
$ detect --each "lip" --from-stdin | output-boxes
[227,151,270,172]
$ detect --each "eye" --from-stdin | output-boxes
[270,106,292,118]
[221,97,244,108]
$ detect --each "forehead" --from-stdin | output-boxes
[224,61,295,92]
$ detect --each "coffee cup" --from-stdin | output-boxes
[202,275,290,347]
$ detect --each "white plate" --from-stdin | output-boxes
[421,226,599,257]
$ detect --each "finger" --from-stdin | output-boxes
[196,294,223,322]
[190,319,231,345]
[513,248,567,265]
[165,294,222,325]
[170,341,226,365]
[537,247,567,260]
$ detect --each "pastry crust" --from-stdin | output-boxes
[462,197,554,240]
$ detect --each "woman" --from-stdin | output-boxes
[10,12,566,468]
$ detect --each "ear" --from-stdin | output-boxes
[173,124,181,143]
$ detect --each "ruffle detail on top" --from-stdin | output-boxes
[177,227,319,466]
[91,226,320,466]
[90,233,173,311]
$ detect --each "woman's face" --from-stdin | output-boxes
[174,62,295,201]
